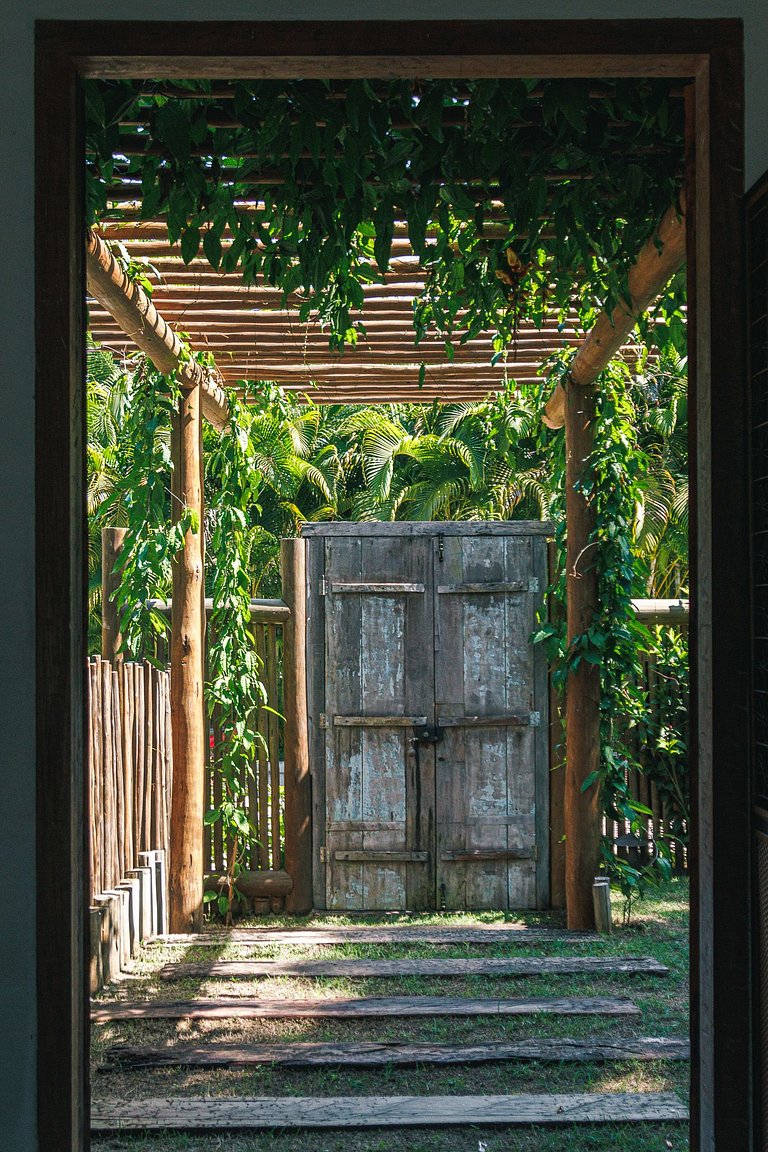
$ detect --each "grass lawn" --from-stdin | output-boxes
[90,876,689,1152]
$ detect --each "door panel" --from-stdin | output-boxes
[322,533,435,910]
[435,533,540,910]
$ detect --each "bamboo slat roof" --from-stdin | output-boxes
[88,217,595,404]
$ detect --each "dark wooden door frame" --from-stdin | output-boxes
[34,19,748,1151]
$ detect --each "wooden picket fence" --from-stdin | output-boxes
[205,603,288,901]
[87,656,172,903]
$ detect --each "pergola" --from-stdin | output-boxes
[85,79,687,932]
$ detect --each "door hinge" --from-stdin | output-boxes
[319,713,328,730]
[319,846,329,863]
[528,577,540,593]
[529,711,541,727]
[320,575,328,596]
[532,844,540,862]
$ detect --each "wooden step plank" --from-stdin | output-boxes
[159,956,668,981]
[104,1036,690,1070]
[91,1092,688,1131]
[92,995,640,1022]
[154,926,596,947]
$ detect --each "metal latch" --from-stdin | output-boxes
[415,725,443,743]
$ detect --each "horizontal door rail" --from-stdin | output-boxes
[328,714,428,728]
[327,581,426,594]
[439,714,535,728]
[327,820,403,832]
[329,850,429,863]
[437,581,528,594]
[441,848,537,863]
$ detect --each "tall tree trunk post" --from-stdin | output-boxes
[564,379,602,930]
[101,526,126,664]
[281,537,312,914]
[169,382,206,933]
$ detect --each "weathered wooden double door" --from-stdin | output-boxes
[304,522,550,911]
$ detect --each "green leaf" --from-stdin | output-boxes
[181,226,200,264]
[155,102,192,163]
[203,228,223,269]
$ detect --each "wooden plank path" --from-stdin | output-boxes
[159,955,668,981]
[104,1036,690,1070]
[91,1092,688,1131]
[93,995,640,1022]
[154,926,596,947]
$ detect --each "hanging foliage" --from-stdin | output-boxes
[85,77,685,358]
[534,359,677,910]
[99,356,196,661]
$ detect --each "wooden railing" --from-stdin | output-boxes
[87,656,172,903]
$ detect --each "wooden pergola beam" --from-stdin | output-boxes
[542,195,687,430]
[85,228,229,431]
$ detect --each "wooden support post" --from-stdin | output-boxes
[281,537,312,914]
[101,526,126,663]
[564,381,602,930]
[168,383,206,933]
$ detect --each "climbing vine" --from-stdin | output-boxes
[85,77,686,358]
[204,393,269,921]
[101,356,195,661]
[535,361,675,911]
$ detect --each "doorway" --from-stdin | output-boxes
[34,19,750,1151]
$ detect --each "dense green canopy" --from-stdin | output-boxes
[86,77,686,362]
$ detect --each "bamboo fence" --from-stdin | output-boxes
[87,656,172,903]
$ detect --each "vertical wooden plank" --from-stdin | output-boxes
[90,658,103,899]
[266,625,281,871]
[153,667,163,853]
[547,540,566,909]
[307,533,327,909]
[325,535,363,909]
[112,669,125,878]
[255,624,270,871]
[88,661,99,900]
[503,535,537,909]
[281,537,312,914]
[164,668,173,855]
[101,659,115,891]
[435,534,464,909]
[134,664,145,852]
[406,533,435,911]
[532,534,551,909]
[360,535,407,909]
[120,661,134,874]
[143,663,153,851]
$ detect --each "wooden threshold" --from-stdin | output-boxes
[92,995,640,1022]
[90,1092,688,1130]
[158,955,668,981]
[103,1036,690,1070]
